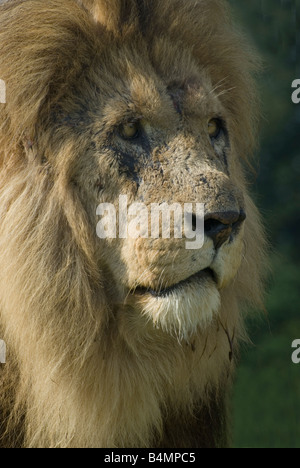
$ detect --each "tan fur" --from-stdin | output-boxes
[0,0,267,448]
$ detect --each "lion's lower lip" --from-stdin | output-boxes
[134,268,215,298]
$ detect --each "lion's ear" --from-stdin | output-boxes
[79,0,143,34]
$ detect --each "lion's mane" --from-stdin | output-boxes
[0,0,267,448]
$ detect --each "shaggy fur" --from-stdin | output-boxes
[0,0,267,448]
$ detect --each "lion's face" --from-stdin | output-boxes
[48,42,247,340]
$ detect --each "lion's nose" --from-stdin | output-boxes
[204,210,246,249]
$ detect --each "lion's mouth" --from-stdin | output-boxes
[134,268,216,298]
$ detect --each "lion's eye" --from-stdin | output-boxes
[119,121,140,140]
[208,118,222,139]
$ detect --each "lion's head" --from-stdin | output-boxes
[0,0,267,448]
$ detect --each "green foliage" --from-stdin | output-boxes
[229,0,300,448]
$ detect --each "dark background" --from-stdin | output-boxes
[229,0,300,448]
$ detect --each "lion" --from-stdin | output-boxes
[0,0,267,448]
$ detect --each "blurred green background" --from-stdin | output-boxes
[229,0,300,448]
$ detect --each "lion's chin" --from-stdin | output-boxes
[132,274,221,341]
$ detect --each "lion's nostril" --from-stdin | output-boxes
[205,219,232,249]
[204,210,246,249]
